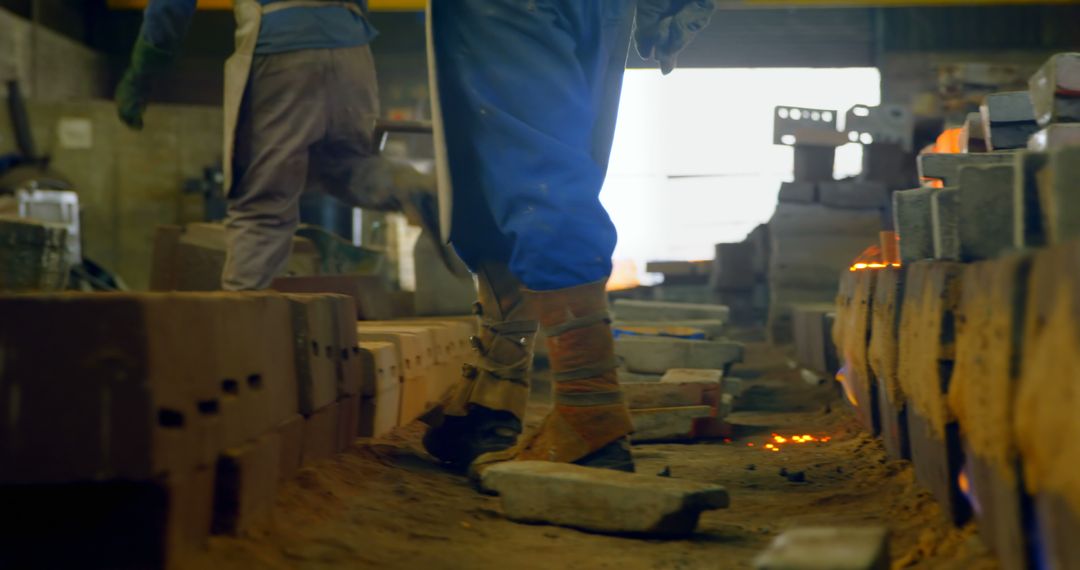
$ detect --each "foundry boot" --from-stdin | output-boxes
[421,263,539,469]
[471,280,635,475]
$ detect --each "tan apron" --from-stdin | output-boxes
[223,0,365,193]
[425,1,454,243]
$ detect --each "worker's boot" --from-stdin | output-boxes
[471,280,635,475]
[421,263,539,470]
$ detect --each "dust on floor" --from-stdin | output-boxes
[190,342,999,570]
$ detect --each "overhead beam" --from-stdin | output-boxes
[106,0,425,10]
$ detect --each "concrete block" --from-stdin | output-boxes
[615,336,743,374]
[769,202,883,237]
[793,145,835,183]
[612,299,730,322]
[982,91,1039,151]
[778,181,817,204]
[271,274,395,320]
[1028,123,1080,151]
[357,341,402,436]
[1015,241,1080,536]
[897,262,968,524]
[212,432,281,536]
[388,322,462,401]
[948,256,1032,568]
[156,224,319,293]
[480,461,729,536]
[622,376,720,409]
[1013,151,1049,249]
[1034,491,1080,570]
[355,324,441,419]
[630,406,714,442]
[337,394,359,451]
[283,294,339,415]
[276,414,304,482]
[614,320,726,340]
[930,187,960,261]
[768,284,840,345]
[1037,146,1080,244]
[301,402,339,467]
[754,527,889,570]
[0,294,246,483]
[860,142,918,189]
[213,294,299,448]
[0,467,215,570]
[792,303,837,375]
[710,242,756,291]
[328,295,362,398]
[748,223,771,278]
[837,270,878,435]
[957,164,1017,261]
[0,216,69,291]
[355,340,401,398]
[961,112,988,153]
[893,187,936,264]
[355,329,428,424]
[818,181,889,210]
[897,261,964,440]
[917,152,1015,187]
[660,368,724,384]
[868,267,907,460]
[1028,52,1080,126]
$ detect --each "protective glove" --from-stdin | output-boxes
[635,0,717,75]
[115,36,175,129]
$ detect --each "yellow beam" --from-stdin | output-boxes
[107,0,425,11]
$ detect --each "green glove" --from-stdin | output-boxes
[635,0,716,75]
[115,36,175,130]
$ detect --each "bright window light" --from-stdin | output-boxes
[600,67,881,281]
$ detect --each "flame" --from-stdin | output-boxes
[753,432,833,452]
[849,235,902,272]
[836,364,859,407]
[919,127,964,188]
[958,470,970,495]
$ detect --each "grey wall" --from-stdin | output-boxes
[0,7,108,101]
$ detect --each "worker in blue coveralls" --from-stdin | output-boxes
[420,0,717,475]
[116,0,433,290]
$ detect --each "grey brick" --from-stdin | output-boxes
[778,181,816,204]
[755,527,889,570]
[958,164,1017,260]
[893,187,935,264]
[818,181,889,210]
[1028,123,1080,151]
[1014,151,1049,249]
[1040,146,1080,244]
[918,152,1015,187]
[931,187,960,260]
[480,461,729,536]
[1029,52,1080,126]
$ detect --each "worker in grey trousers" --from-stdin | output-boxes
[116,0,433,290]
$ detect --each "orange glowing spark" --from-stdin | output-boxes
[747,443,755,447]
[958,471,971,495]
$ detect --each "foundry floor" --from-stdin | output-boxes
[189,339,999,570]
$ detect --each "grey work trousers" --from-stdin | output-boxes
[222,45,380,291]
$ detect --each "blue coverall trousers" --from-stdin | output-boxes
[431,0,636,291]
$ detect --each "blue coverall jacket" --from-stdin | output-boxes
[432,0,636,291]
[140,0,377,53]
